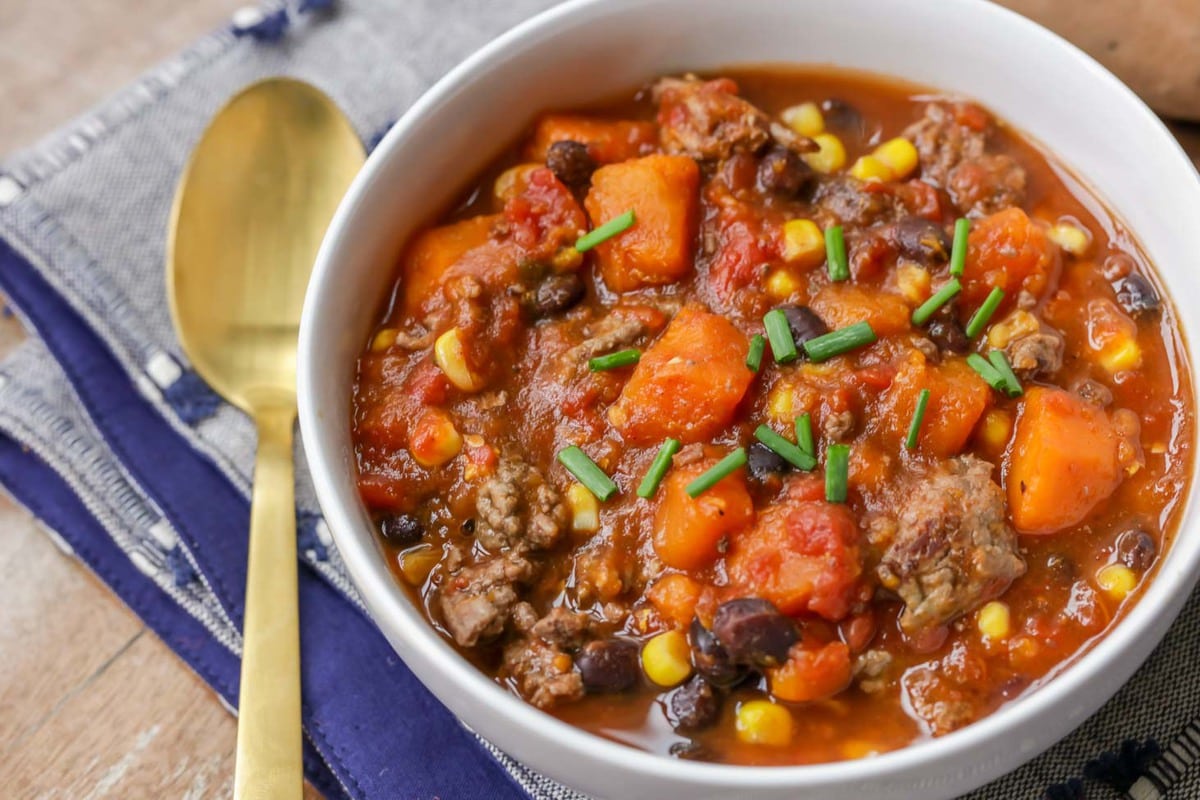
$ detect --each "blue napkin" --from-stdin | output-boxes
[1,2,1197,799]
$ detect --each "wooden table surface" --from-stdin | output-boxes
[1,3,1199,800]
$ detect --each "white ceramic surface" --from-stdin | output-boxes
[297,1,1200,797]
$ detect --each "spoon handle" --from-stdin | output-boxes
[235,405,303,800]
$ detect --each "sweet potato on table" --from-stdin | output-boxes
[652,458,755,570]
[585,154,700,292]
[875,351,991,458]
[608,306,751,444]
[1007,387,1122,534]
[526,114,657,164]
[962,207,1058,306]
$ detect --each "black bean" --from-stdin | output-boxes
[668,676,722,733]
[757,145,813,197]
[893,216,951,264]
[668,740,713,761]
[1072,378,1113,408]
[1045,553,1077,585]
[821,98,866,139]
[379,513,423,546]
[1115,528,1157,572]
[689,618,746,687]
[1115,274,1160,319]
[545,140,596,190]
[576,638,640,693]
[927,305,970,354]
[522,273,586,319]
[747,442,789,481]
[776,305,829,350]
[711,598,798,667]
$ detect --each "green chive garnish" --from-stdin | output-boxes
[637,438,681,499]
[988,350,1024,397]
[965,287,1006,338]
[949,218,970,277]
[825,225,849,282]
[905,388,932,450]
[825,444,850,503]
[912,279,962,326]
[754,425,816,471]
[589,348,640,372]
[966,352,1005,391]
[685,448,747,498]
[746,334,767,372]
[802,321,877,363]
[763,309,798,364]
[575,210,635,253]
[558,446,618,501]
[795,413,815,458]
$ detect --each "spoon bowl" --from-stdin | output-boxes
[167,77,363,799]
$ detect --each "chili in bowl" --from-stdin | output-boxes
[298,1,1200,797]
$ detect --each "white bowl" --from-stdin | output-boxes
[298,1,1200,797]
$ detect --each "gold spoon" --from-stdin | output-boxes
[167,78,364,799]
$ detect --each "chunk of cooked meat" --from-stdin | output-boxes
[1005,328,1064,379]
[902,665,977,736]
[438,551,534,647]
[653,75,814,161]
[476,459,568,552]
[903,102,1026,216]
[530,606,591,649]
[822,409,856,441]
[814,176,895,226]
[874,456,1025,634]
[562,311,648,369]
[502,612,587,708]
[853,649,893,694]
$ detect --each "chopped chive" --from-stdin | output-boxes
[912,278,962,326]
[589,348,641,372]
[966,352,1005,391]
[637,438,681,499]
[754,425,817,471]
[905,388,932,450]
[557,446,618,501]
[825,444,850,503]
[988,350,1024,397]
[686,447,747,497]
[763,309,799,364]
[825,225,849,282]
[965,287,1006,338]
[746,334,767,372]
[802,321,877,363]
[795,413,815,458]
[575,210,635,252]
[949,218,971,277]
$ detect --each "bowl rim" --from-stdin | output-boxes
[299,0,1200,787]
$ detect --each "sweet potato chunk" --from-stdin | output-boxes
[963,207,1058,306]
[585,154,700,292]
[400,215,498,316]
[812,284,912,337]
[653,457,755,570]
[1007,387,1122,534]
[526,114,657,164]
[608,306,751,444]
[876,351,991,458]
[768,637,852,702]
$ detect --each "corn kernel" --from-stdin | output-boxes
[977,601,1011,640]
[409,409,463,467]
[896,263,931,305]
[986,310,1040,350]
[781,102,825,138]
[766,269,802,300]
[1098,338,1143,374]
[434,327,484,392]
[849,155,892,183]
[873,137,920,181]
[735,700,793,746]
[1048,222,1091,257]
[493,162,539,203]
[641,630,693,687]
[781,218,825,267]
[766,382,795,423]
[1097,563,1138,600]
[802,133,846,174]
[979,409,1013,451]
[371,328,398,353]
[398,544,440,586]
[551,246,583,272]
[567,482,600,534]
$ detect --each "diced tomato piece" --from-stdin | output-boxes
[609,306,752,444]
[653,457,755,570]
[768,636,853,702]
[962,207,1058,307]
[726,491,862,620]
[875,351,991,458]
[357,472,410,512]
[526,114,658,164]
[503,167,587,260]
